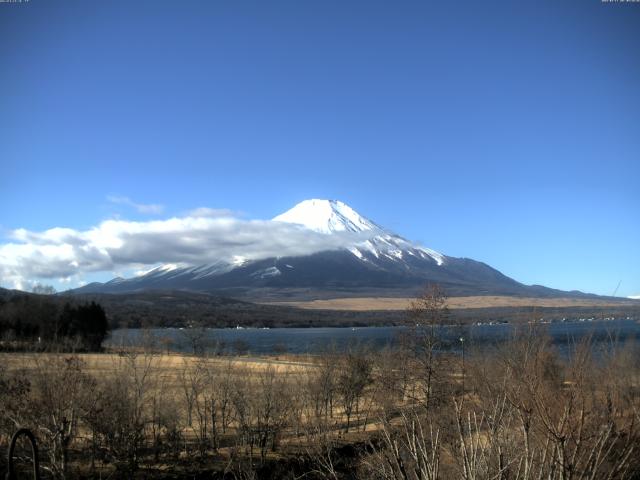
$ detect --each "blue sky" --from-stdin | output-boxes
[1,0,639,296]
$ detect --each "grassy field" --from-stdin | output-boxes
[1,337,638,479]
[0,349,424,477]
[265,295,638,311]
[0,351,314,375]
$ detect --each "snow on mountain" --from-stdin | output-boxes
[250,266,281,279]
[70,199,452,295]
[137,264,181,277]
[180,261,235,280]
[273,199,379,234]
[274,199,445,266]
[629,295,640,300]
[65,199,619,301]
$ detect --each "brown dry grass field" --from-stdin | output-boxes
[266,295,636,311]
[1,340,638,479]
[0,350,419,450]
[0,351,314,377]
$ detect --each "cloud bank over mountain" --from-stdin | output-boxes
[0,210,378,289]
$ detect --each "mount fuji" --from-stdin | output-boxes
[70,199,595,300]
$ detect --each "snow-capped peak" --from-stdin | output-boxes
[273,199,380,234]
[273,199,445,266]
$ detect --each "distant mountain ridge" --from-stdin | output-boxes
[69,199,606,300]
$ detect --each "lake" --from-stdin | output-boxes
[107,317,639,355]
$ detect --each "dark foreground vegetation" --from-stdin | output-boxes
[0,293,109,351]
[0,286,638,479]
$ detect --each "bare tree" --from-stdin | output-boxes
[253,365,291,462]
[406,284,450,409]
[2,355,93,479]
[308,352,337,424]
[217,358,236,435]
[363,407,441,480]
[303,416,343,480]
[337,348,373,433]
[458,330,640,480]
[181,322,208,355]
[83,350,159,475]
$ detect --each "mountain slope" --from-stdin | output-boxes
[69,199,601,300]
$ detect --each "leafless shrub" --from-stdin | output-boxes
[456,330,640,480]
[362,407,441,480]
[303,417,343,480]
[81,350,159,475]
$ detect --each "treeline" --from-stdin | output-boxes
[65,290,640,329]
[0,293,109,351]
[68,290,401,328]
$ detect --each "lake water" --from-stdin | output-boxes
[107,318,640,355]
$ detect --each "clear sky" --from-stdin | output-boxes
[1,0,639,297]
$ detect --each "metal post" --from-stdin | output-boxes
[6,428,40,480]
[459,337,465,396]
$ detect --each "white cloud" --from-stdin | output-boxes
[629,295,640,300]
[107,195,164,215]
[186,207,236,218]
[0,212,377,289]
